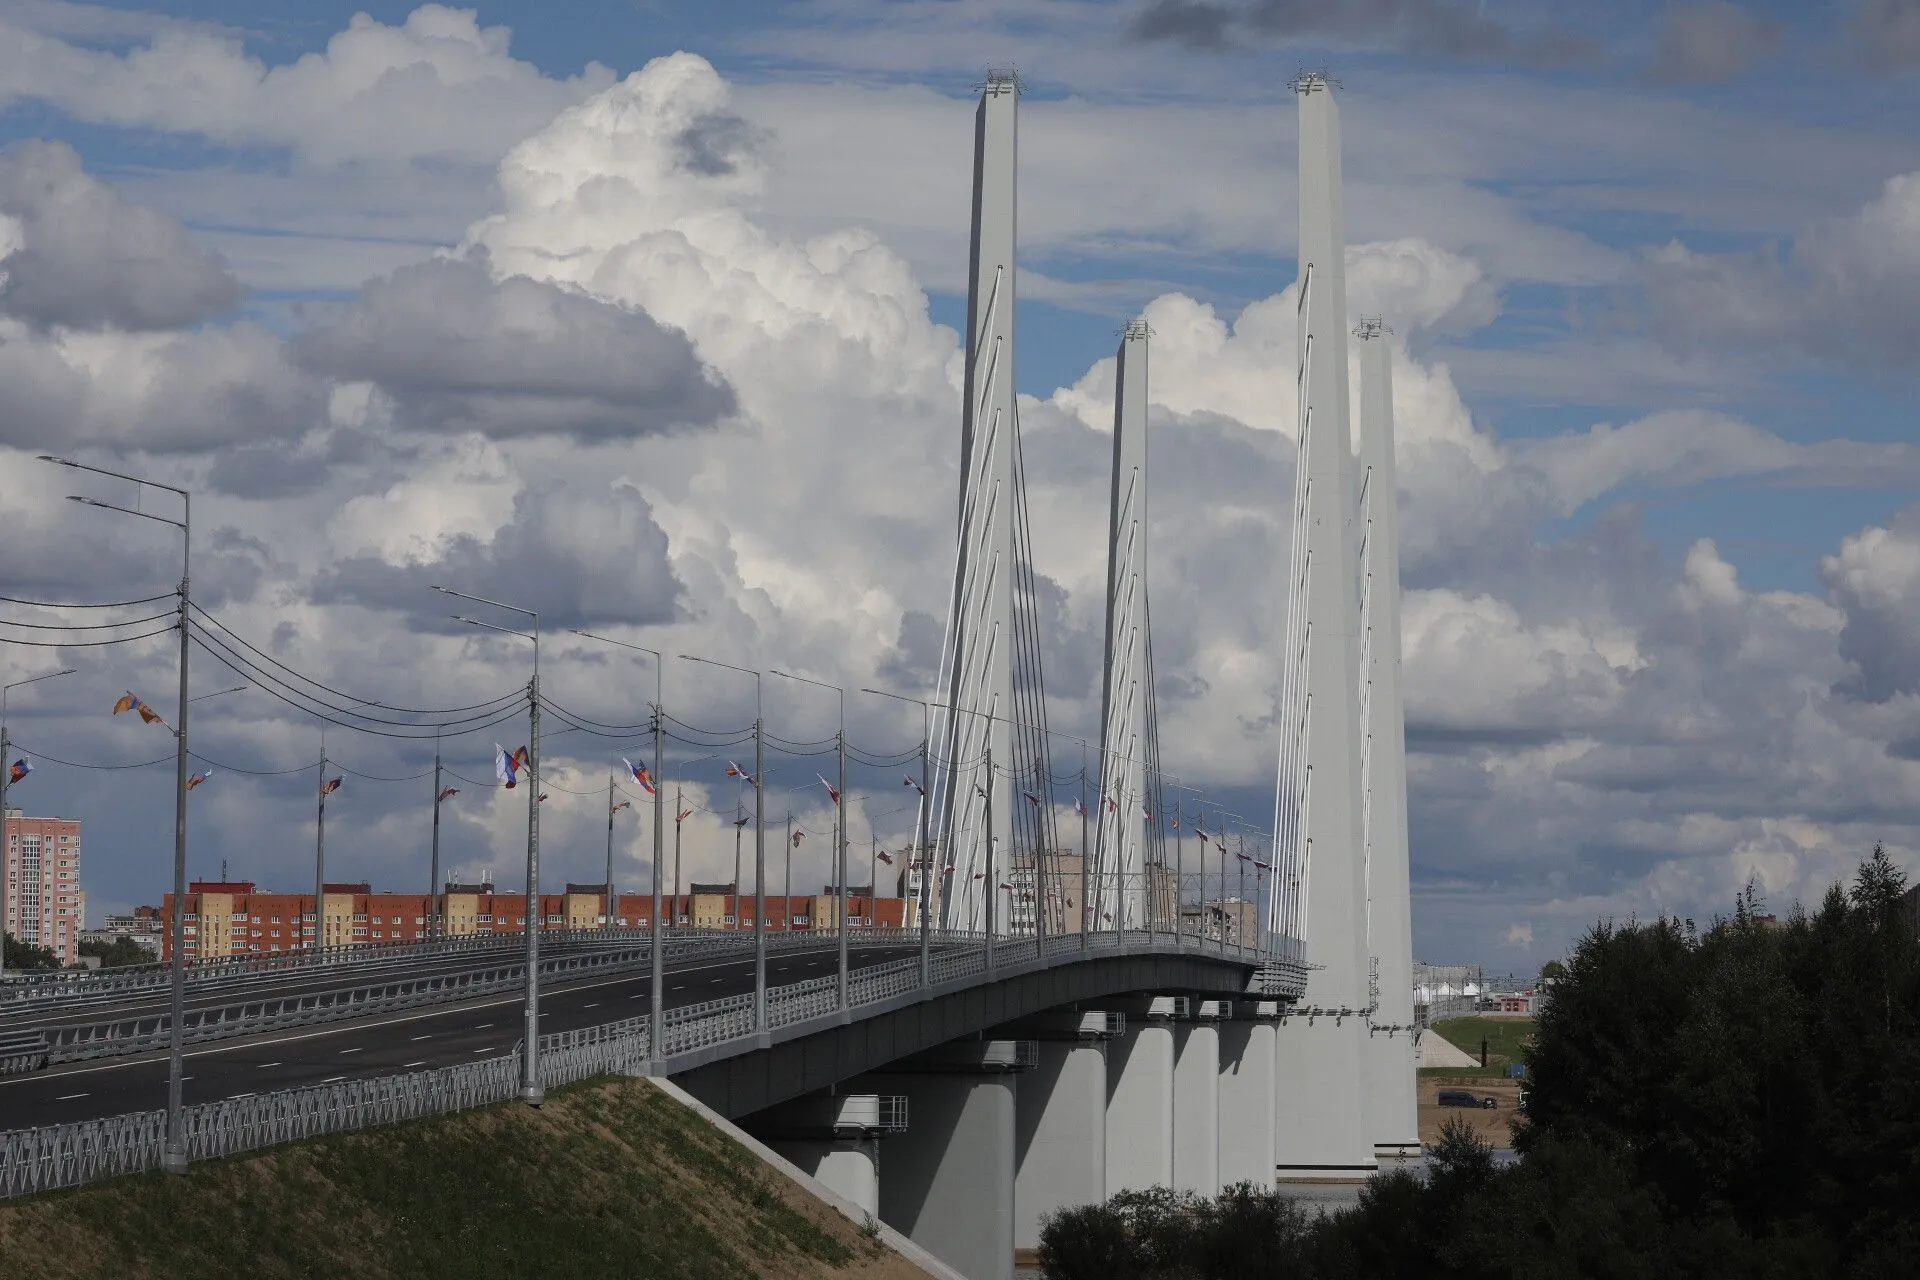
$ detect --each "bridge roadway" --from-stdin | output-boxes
[2,936,654,1034]
[0,942,913,1129]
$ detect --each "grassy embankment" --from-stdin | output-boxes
[0,1077,926,1280]
[1422,1016,1534,1079]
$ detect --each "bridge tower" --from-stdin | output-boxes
[1269,71,1377,1178]
[932,70,1058,935]
[1094,319,1165,929]
[1356,318,1419,1158]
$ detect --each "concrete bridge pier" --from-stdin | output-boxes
[1104,996,1177,1193]
[1217,1001,1281,1189]
[1173,1000,1223,1197]
[856,1038,1033,1280]
[740,1092,907,1218]
[1274,1008,1378,1180]
[1007,1010,1121,1261]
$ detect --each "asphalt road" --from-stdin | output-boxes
[3,936,673,1034]
[0,945,910,1129]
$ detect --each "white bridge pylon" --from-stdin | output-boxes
[930,71,1058,936]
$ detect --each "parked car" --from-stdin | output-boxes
[1436,1089,1498,1110]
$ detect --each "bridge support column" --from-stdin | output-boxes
[1173,1001,1221,1197]
[1105,997,1175,1193]
[1012,1011,1118,1260]
[1274,1010,1377,1180]
[1218,1001,1279,1189]
[857,1039,1031,1280]
[739,1092,905,1219]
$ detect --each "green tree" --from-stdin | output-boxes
[1,930,59,970]
[78,934,158,968]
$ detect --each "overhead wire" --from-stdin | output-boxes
[0,591,177,610]
[0,610,178,630]
[0,624,179,648]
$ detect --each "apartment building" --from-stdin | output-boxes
[3,806,83,965]
[157,879,910,962]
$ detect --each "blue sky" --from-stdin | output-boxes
[4,0,1920,968]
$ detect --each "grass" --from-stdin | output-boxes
[1430,1016,1535,1071]
[1418,1066,1522,1081]
[0,1077,903,1280]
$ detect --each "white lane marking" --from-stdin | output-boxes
[56,1092,89,1101]
[471,1023,492,1030]
[258,1061,283,1068]
[228,1092,255,1100]
[628,993,645,1000]
[409,1034,433,1042]
[403,1061,426,1069]
[339,1047,363,1054]
[709,978,724,984]
[320,1076,346,1084]
[472,1047,494,1053]
[582,1002,599,1008]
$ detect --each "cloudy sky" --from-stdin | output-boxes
[3,0,1919,972]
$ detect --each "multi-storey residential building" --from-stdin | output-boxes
[157,880,910,962]
[2,806,83,965]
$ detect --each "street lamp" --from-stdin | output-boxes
[860,686,934,984]
[680,654,766,1032]
[41,453,194,1174]
[568,629,667,1067]
[1164,781,1205,952]
[1,667,76,976]
[772,669,849,1011]
[437,585,543,1106]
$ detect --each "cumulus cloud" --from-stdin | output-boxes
[1645,171,1920,368]
[1823,504,1920,702]
[0,5,614,165]
[1645,2,1778,83]
[0,140,242,330]
[293,253,735,441]
[314,479,681,630]
[1130,0,1599,65]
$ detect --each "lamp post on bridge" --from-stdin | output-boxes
[1164,781,1205,952]
[436,585,543,1106]
[680,654,766,1032]
[771,669,848,1013]
[41,454,195,1172]
[859,686,934,985]
[569,629,667,1067]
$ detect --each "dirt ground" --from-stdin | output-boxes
[1417,1074,1526,1147]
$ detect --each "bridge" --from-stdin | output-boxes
[0,70,1414,1280]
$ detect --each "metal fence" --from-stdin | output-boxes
[1,926,1301,1199]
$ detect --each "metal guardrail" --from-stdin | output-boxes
[0,927,1297,1198]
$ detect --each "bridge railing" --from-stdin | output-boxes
[0,928,1292,1199]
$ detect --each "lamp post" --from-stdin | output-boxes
[569,629,666,1067]
[681,654,766,1032]
[772,669,847,1011]
[860,687,935,985]
[437,586,543,1106]
[1,667,76,975]
[42,454,194,1173]
[1164,782,1204,952]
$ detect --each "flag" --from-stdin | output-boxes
[612,800,632,814]
[677,807,693,823]
[974,783,988,800]
[495,744,528,789]
[725,761,756,786]
[112,691,167,727]
[1171,816,1180,830]
[437,787,459,802]
[733,814,750,828]
[792,829,806,848]
[7,758,29,784]
[185,770,211,791]
[1142,806,1151,820]
[998,881,1014,891]
[1104,795,1118,813]
[537,793,549,804]
[817,774,840,805]
[1194,826,1208,842]
[1023,791,1041,806]
[877,849,894,865]
[1255,860,1273,871]
[1073,796,1087,816]
[902,775,924,796]
[621,758,656,795]
[320,777,343,796]
[972,871,985,880]
[1236,851,1251,862]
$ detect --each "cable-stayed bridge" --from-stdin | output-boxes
[0,70,1415,1280]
